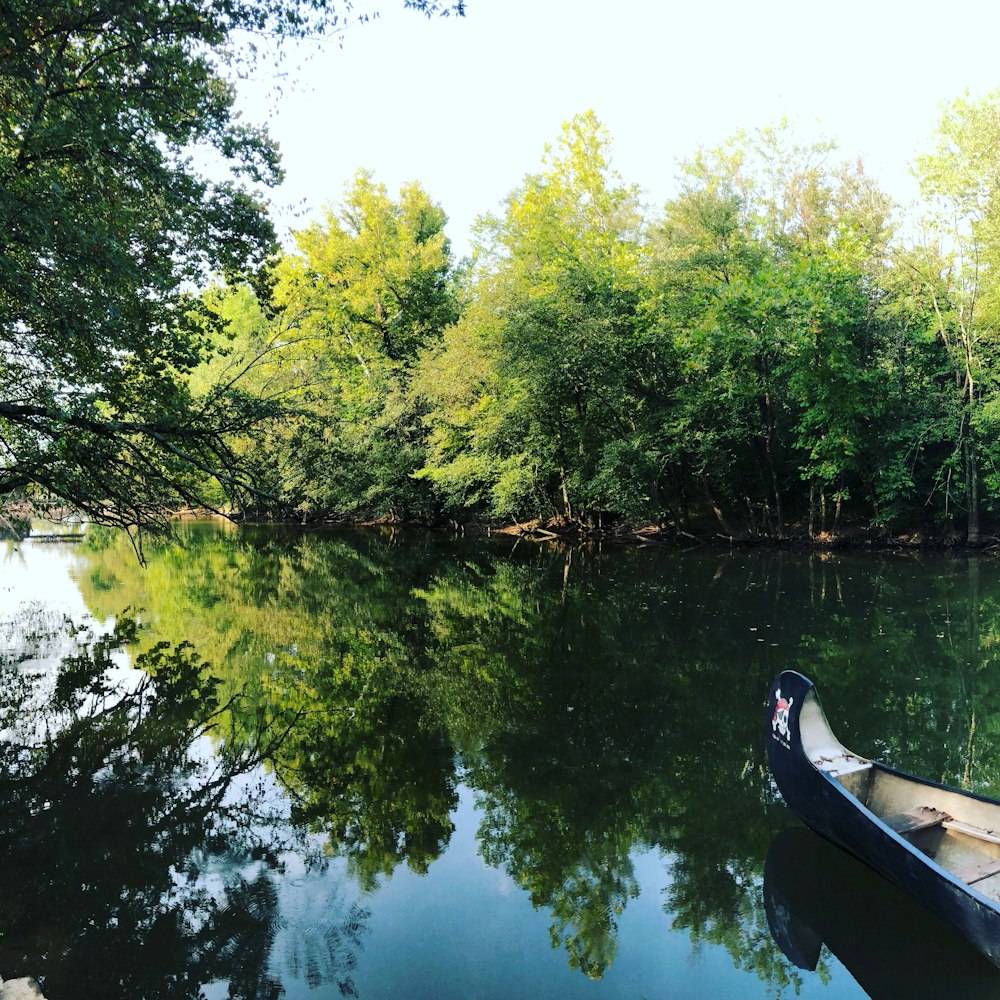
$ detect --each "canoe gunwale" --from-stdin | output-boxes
[809,761,1000,907]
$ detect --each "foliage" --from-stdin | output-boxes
[375,109,1000,538]
[272,171,458,518]
[9,33,1000,545]
[196,171,459,520]
[415,112,648,521]
[906,89,1000,541]
[644,124,896,537]
[0,0,462,536]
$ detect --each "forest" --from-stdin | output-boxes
[4,4,1000,543]
[196,102,1000,544]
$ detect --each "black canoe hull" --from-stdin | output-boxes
[766,670,1000,969]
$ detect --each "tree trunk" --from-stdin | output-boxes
[757,391,784,536]
[701,476,732,535]
[560,468,573,521]
[965,431,981,544]
[744,495,759,536]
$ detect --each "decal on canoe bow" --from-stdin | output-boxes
[771,688,793,747]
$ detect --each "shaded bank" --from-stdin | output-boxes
[14,508,1000,552]
[229,512,1000,552]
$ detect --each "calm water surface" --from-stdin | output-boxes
[3,525,1000,999]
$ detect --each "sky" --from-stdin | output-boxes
[235,0,1000,258]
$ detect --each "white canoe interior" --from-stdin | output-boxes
[800,687,1000,902]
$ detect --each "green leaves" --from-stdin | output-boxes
[905,89,1000,539]
[416,111,648,521]
[202,171,459,520]
[12,33,1000,544]
[0,1,285,526]
[279,169,455,369]
[0,0,463,533]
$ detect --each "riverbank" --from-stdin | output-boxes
[482,517,1000,550]
[257,514,1000,552]
[10,505,1000,553]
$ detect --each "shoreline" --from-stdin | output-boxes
[231,514,1000,553]
[12,507,1000,553]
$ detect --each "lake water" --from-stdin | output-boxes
[3,524,1000,999]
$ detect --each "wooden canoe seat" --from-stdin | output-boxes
[884,806,952,836]
[942,819,1000,846]
[951,857,1000,885]
[811,749,871,776]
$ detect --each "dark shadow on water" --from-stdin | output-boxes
[765,826,1000,999]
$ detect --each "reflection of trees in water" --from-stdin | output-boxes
[278,689,458,892]
[423,547,796,982]
[0,620,369,1000]
[69,528,1000,991]
[274,879,370,995]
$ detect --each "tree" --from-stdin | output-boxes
[258,170,457,518]
[648,124,893,536]
[0,0,462,536]
[907,89,1000,543]
[415,112,648,523]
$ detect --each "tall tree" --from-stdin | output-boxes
[0,0,462,535]
[648,124,893,536]
[266,170,457,518]
[416,112,647,523]
[908,90,1000,543]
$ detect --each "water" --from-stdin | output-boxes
[3,524,1000,998]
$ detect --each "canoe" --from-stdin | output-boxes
[766,670,1000,969]
[764,826,1000,998]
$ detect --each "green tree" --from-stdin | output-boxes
[907,89,1000,542]
[416,112,648,523]
[856,249,957,531]
[648,124,893,536]
[241,170,459,519]
[0,0,461,535]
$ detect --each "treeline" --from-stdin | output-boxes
[201,97,1000,542]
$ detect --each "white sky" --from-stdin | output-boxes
[237,0,1000,258]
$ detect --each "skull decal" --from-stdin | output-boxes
[772,689,793,741]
